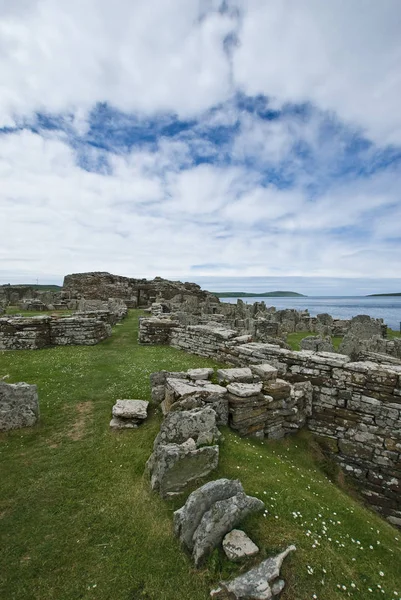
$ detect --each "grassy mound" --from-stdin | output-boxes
[1,311,400,599]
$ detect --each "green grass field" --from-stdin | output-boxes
[1,311,400,600]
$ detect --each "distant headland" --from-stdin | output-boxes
[213,291,307,298]
[367,292,401,297]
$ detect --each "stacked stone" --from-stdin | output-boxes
[0,316,51,350]
[110,399,148,429]
[0,381,39,431]
[18,300,48,311]
[50,316,111,346]
[150,368,229,426]
[217,367,266,438]
[300,336,334,353]
[77,298,128,324]
[138,317,180,344]
[170,324,242,358]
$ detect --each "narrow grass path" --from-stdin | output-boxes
[1,311,400,600]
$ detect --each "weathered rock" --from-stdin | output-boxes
[112,399,148,421]
[154,407,220,447]
[223,530,259,561]
[174,479,244,551]
[300,336,334,353]
[217,368,254,384]
[210,545,296,599]
[188,368,214,381]
[192,491,264,566]
[147,439,219,498]
[0,381,39,431]
[250,364,278,381]
[227,383,263,398]
[109,417,139,429]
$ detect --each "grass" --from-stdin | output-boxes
[286,331,343,351]
[387,328,401,340]
[1,310,400,599]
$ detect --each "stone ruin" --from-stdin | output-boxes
[141,320,401,529]
[145,366,297,598]
[0,381,39,431]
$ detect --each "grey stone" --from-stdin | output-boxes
[112,399,148,421]
[210,545,296,599]
[250,364,278,381]
[147,439,219,498]
[174,479,244,552]
[188,368,214,381]
[109,417,138,429]
[154,407,220,447]
[192,491,264,566]
[223,530,259,561]
[217,368,254,384]
[227,382,263,398]
[0,381,39,431]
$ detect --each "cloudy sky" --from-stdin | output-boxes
[1,0,401,293]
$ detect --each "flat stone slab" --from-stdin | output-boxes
[167,378,227,398]
[227,382,263,398]
[217,368,254,384]
[112,399,148,420]
[223,530,259,561]
[250,364,278,381]
[188,368,214,381]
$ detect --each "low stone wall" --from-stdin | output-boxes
[0,381,39,431]
[141,319,401,527]
[0,314,112,350]
[139,317,180,345]
[0,316,52,350]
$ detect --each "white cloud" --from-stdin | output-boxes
[1,128,400,284]
[0,0,235,127]
[234,0,401,145]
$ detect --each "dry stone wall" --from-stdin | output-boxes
[0,314,111,350]
[141,319,401,527]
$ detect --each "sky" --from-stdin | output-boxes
[1,0,401,294]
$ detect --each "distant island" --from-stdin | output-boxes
[367,292,401,297]
[213,291,307,298]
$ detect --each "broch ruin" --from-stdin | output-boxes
[2,271,401,597]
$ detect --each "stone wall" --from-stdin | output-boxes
[0,314,112,350]
[0,381,39,431]
[63,272,218,308]
[139,317,180,345]
[141,319,401,527]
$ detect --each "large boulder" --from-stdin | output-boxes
[153,407,221,447]
[146,438,219,498]
[174,479,244,551]
[210,545,296,599]
[0,381,39,431]
[192,491,264,566]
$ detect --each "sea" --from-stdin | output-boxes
[219,296,401,331]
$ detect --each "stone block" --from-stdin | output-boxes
[0,381,39,431]
[222,530,259,561]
